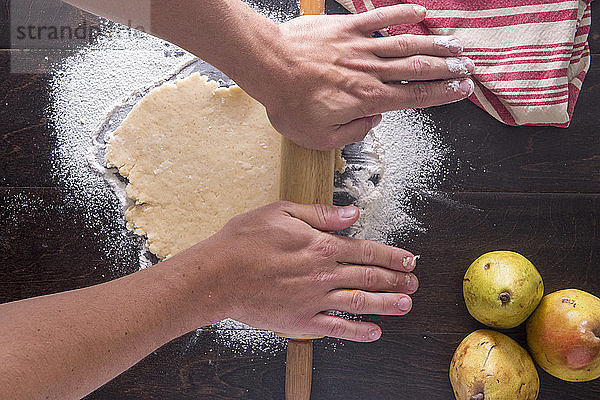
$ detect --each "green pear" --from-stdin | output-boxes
[526,289,600,382]
[463,251,543,329]
[450,330,539,400]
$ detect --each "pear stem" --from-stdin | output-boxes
[470,394,484,400]
[499,292,511,304]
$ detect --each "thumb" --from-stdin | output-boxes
[280,202,360,232]
[336,114,382,144]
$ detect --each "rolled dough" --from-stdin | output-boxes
[106,73,281,259]
[107,73,345,260]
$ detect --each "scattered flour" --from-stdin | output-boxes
[244,0,299,22]
[211,320,286,355]
[47,22,194,277]
[45,12,449,355]
[337,110,447,245]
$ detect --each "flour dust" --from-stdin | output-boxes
[336,110,448,245]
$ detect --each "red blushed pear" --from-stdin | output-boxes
[526,289,600,382]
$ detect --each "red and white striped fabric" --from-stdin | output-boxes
[335,0,593,127]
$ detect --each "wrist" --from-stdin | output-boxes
[229,22,288,102]
[203,12,286,107]
[157,240,232,332]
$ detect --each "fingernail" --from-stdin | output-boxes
[463,57,475,73]
[338,205,357,219]
[371,114,382,129]
[445,57,474,75]
[433,36,463,54]
[407,275,418,292]
[449,79,474,96]
[398,297,412,312]
[460,78,475,96]
[448,38,463,54]
[414,5,427,16]
[368,328,381,340]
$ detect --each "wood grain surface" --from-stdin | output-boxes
[1,0,599,399]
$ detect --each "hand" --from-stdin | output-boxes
[258,5,474,150]
[195,201,419,342]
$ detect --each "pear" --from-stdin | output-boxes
[526,289,600,382]
[450,329,539,400]
[463,251,543,329]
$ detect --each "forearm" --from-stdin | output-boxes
[0,243,222,400]
[63,0,282,104]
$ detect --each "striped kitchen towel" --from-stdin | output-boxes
[336,0,593,127]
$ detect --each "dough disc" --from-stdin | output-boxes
[106,73,281,259]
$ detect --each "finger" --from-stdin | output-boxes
[333,265,419,293]
[368,35,464,58]
[362,78,474,114]
[326,290,413,315]
[377,55,474,82]
[335,114,382,145]
[352,4,427,34]
[310,313,382,342]
[335,236,418,271]
[280,202,360,232]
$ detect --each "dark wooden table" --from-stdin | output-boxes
[1,0,599,398]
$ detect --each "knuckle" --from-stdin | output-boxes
[311,236,338,259]
[363,267,377,290]
[349,81,376,99]
[343,76,363,95]
[372,9,387,27]
[390,272,401,288]
[351,88,383,116]
[350,291,367,313]
[395,37,414,55]
[326,319,347,338]
[387,248,396,268]
[312,269,338,285]
[411,83,429,105]
[409,56,431,77]
[366,84,387,102]
[361,241,376,265]
[312,203,330,226]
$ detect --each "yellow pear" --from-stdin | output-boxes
[450,330,539,400]
[526,289,600,382]
[463,251,543,329]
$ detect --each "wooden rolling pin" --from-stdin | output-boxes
[278,139,333,399]
[276,2,331,399]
